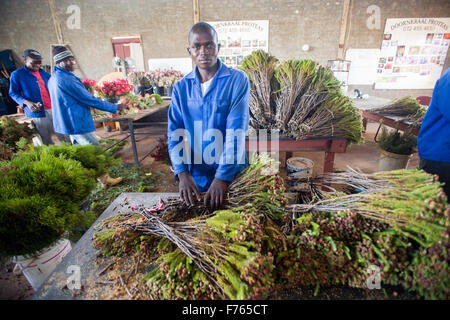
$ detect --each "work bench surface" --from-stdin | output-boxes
[93,100,171,123]
[32,192,178,300]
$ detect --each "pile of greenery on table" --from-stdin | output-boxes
[240,50,364,145]
[369,96,427,119]
[284,169,449,299]
[0,144,122,257]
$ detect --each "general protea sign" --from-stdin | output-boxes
[208,20,269,68]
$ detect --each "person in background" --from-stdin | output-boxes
[167,22,250,210]
[48,45,125,146]
[48,45,125,187]
[8,49,70,145]
[418,67,450,199]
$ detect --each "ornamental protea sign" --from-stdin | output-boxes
[375,17,450,89]
[208,20,269,68]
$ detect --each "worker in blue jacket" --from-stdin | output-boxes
[8,49,69,145]
[168,22,250,210]
[418,68,450,198]
[48,46,125,145]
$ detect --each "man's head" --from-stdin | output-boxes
[24,49,43,72]
[187,22,220,71]
[52,46,76,72]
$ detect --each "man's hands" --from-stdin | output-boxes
[24,100,41,113]
[204,178,228,210]
[116,103,127,112]
[178,173,228,210]
[178,171,201,207]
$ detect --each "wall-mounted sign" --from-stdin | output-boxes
[375,17,450,89]
[208,20,269,68]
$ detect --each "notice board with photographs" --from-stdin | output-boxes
[208,20,269,68]
[375,17,450,89]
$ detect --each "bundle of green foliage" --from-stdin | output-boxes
[14,143,121,178]
[378,126,417,155]
[0,117,35,159]
[0,152,96,257]
[90,156,449,300]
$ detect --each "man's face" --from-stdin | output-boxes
[59,57,77,72]
[187,29,220,71]
[25,57,42,72]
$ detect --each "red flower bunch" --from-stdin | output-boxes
[82,78,96,92]
[95,78,133,99]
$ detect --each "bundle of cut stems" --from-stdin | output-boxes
[287,169,449,247]
[274,59,318,131]
[405,110,426,128]
[240,52,363,144]
[370,96,427,118]
[240,50,279,129]
[94,155,286,298]
[287,94,363,142]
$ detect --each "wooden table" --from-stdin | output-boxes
[246,137,348,173]
[360,111,420,136]
[94,100,171,165]
[351,96,420,138]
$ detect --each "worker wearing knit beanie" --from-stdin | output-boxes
[48,46,126,146]
[52,46,76,71]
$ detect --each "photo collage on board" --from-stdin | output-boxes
[377,32,449,76]
[218,37,268,68]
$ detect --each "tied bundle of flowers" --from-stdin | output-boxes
[95,79,134,100]
[160,69,184,88]
[146,69,184,88]
[82,78,96,92]
[127,71,145,87]
[119,93,162,115]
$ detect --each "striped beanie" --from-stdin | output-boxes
[52,46,74,64]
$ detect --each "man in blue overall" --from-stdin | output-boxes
[9,49,69,145]
[48,46,125,188]
[418,68,450,199]
[48,46,125,146]
[168,22,250,210]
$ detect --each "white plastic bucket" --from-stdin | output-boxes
[286,157,314,191]
[378,149,412,171]
[12,239,72,291]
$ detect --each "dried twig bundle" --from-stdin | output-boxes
[240,50,279,129]
[287,169,449,247]
[240,53,363,144]
[370,96,427,118]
